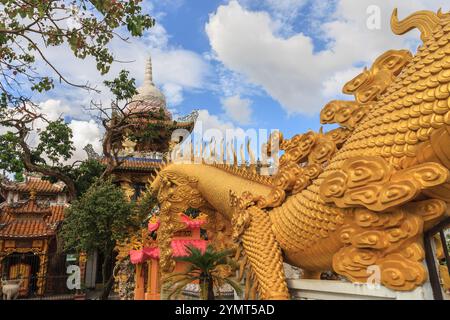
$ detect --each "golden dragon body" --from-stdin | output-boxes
[150,10,450,299]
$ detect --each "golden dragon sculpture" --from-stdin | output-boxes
[149,9,450,299]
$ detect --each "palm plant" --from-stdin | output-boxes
[165,244,242,300]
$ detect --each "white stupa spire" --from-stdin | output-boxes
[143,56,154,86]
[125,53,171,119]
[133,54,166,108]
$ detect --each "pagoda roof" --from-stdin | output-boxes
[127,117,195,128]
[1,176,65,194]
[101,157,163,172]
[0,199,66,239]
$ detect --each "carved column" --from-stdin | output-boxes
[78,252,87,288]
[36,240,48,296]
[134,263,145,300]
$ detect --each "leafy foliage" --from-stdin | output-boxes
[165,245,241,300]
[0,0,154,197]
[61,178,136,253]
[104,70,138,101]
[0,0,154,96]
[36,119,75,165]
[44,158,106,196]
[0,131,24,174]
[133,190,157,226]
[61,178,138,299]
[71,159,106,196]
[0,109,76,180]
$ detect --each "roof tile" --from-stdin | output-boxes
[2,177,64,194]
[101,157,162,171]
[0,203,66,239]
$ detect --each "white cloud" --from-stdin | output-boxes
[38,99,71,121]
[321,67,361,98]
[68,120,103,162]
[241,0,308,26]
[162,83,183,106]
[153,50,208,88]
[25,6,211,164]
[221,95,253,125]
[32,12,210,114]
[26,100,71,148]
[12,101,103,164]
[206,0,450,115]
[145,23,170,49]
[195,109,236,134]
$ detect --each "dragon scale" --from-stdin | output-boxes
[151,10,450,299]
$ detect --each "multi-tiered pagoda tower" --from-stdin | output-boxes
[104,55,198,200]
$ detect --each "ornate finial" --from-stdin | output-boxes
[128,53,170,117]
[144,55,154,86]
[391,9,441,42]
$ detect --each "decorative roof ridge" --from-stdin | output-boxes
[1,176,65,193]
[116,156,163,162]
[5,197,51,214]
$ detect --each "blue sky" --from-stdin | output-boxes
[151,0,327,138]
[29,0,450,161]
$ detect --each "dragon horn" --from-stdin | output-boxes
[391,8,440,42]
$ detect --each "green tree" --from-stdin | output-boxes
[0,0,154,96]
[0,69,148,198]
[165,245,242,300]
[71,159,106,196]
[0,0,154,197]
[0,103,80,196]
[133,190,157,224]
[61,178,137,299]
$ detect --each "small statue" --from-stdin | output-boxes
[2,278,23,300]
[122,137,137,155]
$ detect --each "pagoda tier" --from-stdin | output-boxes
[0,175,68,206]
[109,55,197,156]
[0,177,69,297]
[122,114,197,154]
[0,197,65,239]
